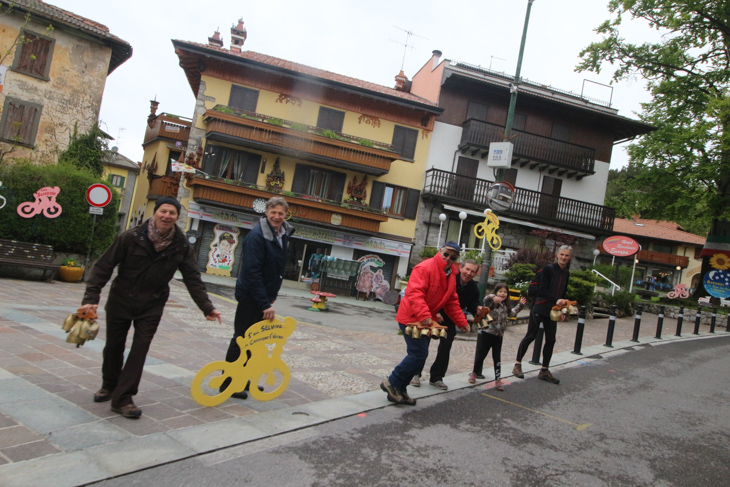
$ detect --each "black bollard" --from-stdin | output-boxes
[631,304,643,342]
[655,305,665,339]
[675,306,684,337]
[604,305,617,348]
[572,306,586,355]
[693,306,702,335]
[529,322,544,365]
[710,307,717,334]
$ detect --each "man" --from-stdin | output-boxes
[411,259,480,390]
[221,196,295,399]
[80,196,222,418]
[513,245,572,384]
[381,241,470,406]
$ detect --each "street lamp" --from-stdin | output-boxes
[437,213,447,248]
[592,248,600,266]
[457,211,467,246]
[676,265,683,285]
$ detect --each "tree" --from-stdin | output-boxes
[577,0,730,298]
[57,123,107,177]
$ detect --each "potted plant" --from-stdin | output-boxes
[58,257,85,283]
[419,246,438,261]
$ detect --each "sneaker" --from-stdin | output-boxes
[93,388,112,403]
[538,369,560,384]
[410,375,421,387]
[495,380,504,391]
[429,380,448,390]
[475,374,486,379]
[400,389,417,406]
[468,373,476,384]
[230,391,248,400]
[111,403,142,419]
[380,378,403,404]
[513,364,524,379]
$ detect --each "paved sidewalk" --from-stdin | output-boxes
[0,275,726,486]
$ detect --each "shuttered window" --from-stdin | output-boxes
[0,97,43,147]
[392,125,418,160]
[370,181,420,219]
[12,30,54,80]
[291,163,346,202]
[316,107,345,132]
[229,85,259,112]
[201,145,261,183]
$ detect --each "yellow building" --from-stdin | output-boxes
[101,148,140,232]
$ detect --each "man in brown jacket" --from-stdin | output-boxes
[79,197,221,418]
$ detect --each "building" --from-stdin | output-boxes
[408,51,654,269]
[0,0,131,163]
[131,22,442,291]
[101,148,139,232]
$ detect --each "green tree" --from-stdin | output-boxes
[57,123,108,177]
[577,0,730,298]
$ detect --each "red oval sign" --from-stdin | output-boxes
[86,184,112,208]
[602,235,640,257]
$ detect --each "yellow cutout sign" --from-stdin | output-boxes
[191,316,297,406]
[474,210,502,250]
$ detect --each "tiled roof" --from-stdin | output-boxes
[103,150,140,172]
[612,218,705,245]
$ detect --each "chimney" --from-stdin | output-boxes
[394,70,409,92]
[230,18,247,53]
[208,29,223,48]
[147,99,159,127]
[431,50,442,71]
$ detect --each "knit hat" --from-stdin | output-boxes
[154,196,182,214]
[443,240,460,253]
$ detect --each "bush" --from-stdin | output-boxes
[594,291,636,317]
[58,123,107,177]
[419,246,438,259]
[568,269,599,309]
[506,248,554,271]
[504,263,536,291]
[0,161,119,255]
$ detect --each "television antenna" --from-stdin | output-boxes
[489,55,506,70]
[390,26,428,71]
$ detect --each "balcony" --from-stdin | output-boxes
[144,114,191,145]
[204,107,400,176]
[460,119,596,179]
[188,177,388,233]
[422,168,614,233]
[637,249,689,268]
[147,175,180,198]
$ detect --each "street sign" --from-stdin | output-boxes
[703,270,730,299]
[86,184,112,208]
[602,235,640,257]
[89,207,103,215]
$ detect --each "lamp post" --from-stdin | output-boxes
[437,213,447,248]
[592,248,600,266]
[629,257,639,293]
[676,265,683,285]
[457,211,467,246]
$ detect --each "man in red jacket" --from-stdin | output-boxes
[381,241,470,406]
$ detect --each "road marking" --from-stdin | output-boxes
[482,393,592,431]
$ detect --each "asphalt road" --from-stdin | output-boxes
[93,335,730,487]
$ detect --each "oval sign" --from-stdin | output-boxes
[602,235,640,257]
[86,184,112,208]
[703,270,730,299]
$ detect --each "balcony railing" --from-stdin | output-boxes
[422,168,614,232]
[460,119,596,179]
[637,249,689,268]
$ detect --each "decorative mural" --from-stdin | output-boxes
[355,254,390,300]
[207,224,240,276]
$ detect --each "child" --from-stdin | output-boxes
[469,283,527,391]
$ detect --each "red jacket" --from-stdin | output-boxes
[396,254,469,329]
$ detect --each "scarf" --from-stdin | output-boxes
[147,218,175,252]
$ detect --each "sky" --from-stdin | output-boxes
[47,0,658,170]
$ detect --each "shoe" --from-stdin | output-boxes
[400,389,417,406]
[429,380,448,390]
[380,378,403,404]
[538,369,560,384]
[495,380,504,391]
[93,388,112,403]
[468,373,476,384]
[231,391,248,400]
[476,374,486,379]
[513,364,524,379]
[410,375,421,387]
[111,403,142,419]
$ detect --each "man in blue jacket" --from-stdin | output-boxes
[221,196,295,399]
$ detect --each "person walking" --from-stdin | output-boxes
[220,196,295,400]
[469,283,526,390]
[512,245,572,384]
[411,259,480,390]
[381,241,470,406]
[80,196,222,418]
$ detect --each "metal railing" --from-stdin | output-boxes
[591,268,621,296]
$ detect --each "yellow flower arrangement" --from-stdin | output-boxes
[61,257,82,268]
[709,253,730,270]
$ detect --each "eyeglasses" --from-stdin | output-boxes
[442,252,458,261]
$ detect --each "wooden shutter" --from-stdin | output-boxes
[404,189,420,219]
[392,126,418,160]
[370,181,385,210]
[466,101,488,122]
[241,153,261,184]
[15,32,52,78]
[229,85,259,112]
[328,171,347,202]
[317,107,345,132]
[2,99,41,146]
[290,164,310,195]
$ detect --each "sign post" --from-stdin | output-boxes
[84,184,113,279]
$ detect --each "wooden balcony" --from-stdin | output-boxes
[460,119,596,179]
[188,177,388,233]
[147,175,180,198]
[144,114,191,144]
[422,168,614,233]
[637,249,689,268]
[204,109,399,176]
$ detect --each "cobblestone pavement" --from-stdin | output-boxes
[0,274,724,479]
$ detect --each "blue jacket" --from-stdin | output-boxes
[235,216,295,310]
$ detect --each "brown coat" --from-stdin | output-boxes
[82,220,214,320]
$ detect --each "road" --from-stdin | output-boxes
[94,335,730,487]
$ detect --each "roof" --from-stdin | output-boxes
[172,40,441,113]
[612,218,705,246]
[103,150,140,172]
[5,0,132,74]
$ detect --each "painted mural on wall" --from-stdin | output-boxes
[206,224,240,276]
[17,186,62,218]
[355,254,390,300]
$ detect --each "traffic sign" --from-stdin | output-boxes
[86,184,112,208]
[89,207,103,215]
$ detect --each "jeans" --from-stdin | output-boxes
[389,323,430,390]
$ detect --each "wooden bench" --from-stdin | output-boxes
[0,239,56,281]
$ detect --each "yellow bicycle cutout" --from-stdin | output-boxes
[191,316,297,406]
[474,209,502,250]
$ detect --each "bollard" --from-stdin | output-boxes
[604,305,617,348]
[631,304,643,342]
[529,322,544,365]
[675,306,684,337]
[654,305,665,339]
[572,306,586,355]
[693,306,702,335]
[710,306,717,334]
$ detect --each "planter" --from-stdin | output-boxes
[58,266,84,283]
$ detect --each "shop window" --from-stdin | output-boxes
[370,181,420,219]
[316,107,345,132]
[291,164,346,202]
[229,85,259,112]
[392,125,417,160]
[0,97,42,147]
[12,30,55,80]
[202,145,261,183]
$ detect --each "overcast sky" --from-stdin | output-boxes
[48,0,657,170]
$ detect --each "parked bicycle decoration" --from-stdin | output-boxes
[474,209,502,250]
[0,181,6,210]
[17,186,62,218]
[667,283,690,299]
[191,316,297,406]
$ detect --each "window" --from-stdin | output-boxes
[653,243,673,254]
[12,30,55,80]
[551,122,570,141]
[202,145,261,183]
[0,97,43,146]
[370,181,420,219]
[108,174,125,187]
[466,101,488,122]
[512,113,527,131]
[316,107,345,132]
[290,164,346,201]
[229,85,259,112]
[392,125,418,160]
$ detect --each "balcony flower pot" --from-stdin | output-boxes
[58,266,84,283]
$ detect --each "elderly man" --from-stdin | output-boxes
[513,245,572,384]
[381,241,470,406]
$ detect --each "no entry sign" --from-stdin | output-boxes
[86,184,112,208]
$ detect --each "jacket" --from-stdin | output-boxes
[395,254,469,329]
[531,262,570,314]
[441,274,480,326]
[235,216,295,311]
[481,293,524,337]
[82,220,214,319]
